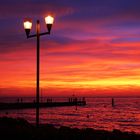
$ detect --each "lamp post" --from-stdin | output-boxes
[23,16,54,127]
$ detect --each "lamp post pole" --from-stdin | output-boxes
[23,16,54,127]
[36,20,40,127]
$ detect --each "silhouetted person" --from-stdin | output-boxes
[112,98,115,107]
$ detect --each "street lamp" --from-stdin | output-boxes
[23,15,54,127]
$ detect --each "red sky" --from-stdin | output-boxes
[0,0,140,97]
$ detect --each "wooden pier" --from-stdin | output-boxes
[0,98,86,110]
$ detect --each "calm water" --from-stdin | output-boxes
[0,97,140,133]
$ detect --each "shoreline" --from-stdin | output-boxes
[0,117,140,140]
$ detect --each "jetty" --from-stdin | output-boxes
[0,97,86,110]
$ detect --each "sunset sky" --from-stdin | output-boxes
[1,0,140,97]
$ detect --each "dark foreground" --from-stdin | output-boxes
[0,117,140,140]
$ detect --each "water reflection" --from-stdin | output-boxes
[1,97,140,133]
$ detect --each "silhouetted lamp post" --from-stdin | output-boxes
[23,16,54,127]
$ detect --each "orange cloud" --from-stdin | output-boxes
[1,37,140,97]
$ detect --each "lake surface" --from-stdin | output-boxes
[0,97,140,133]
